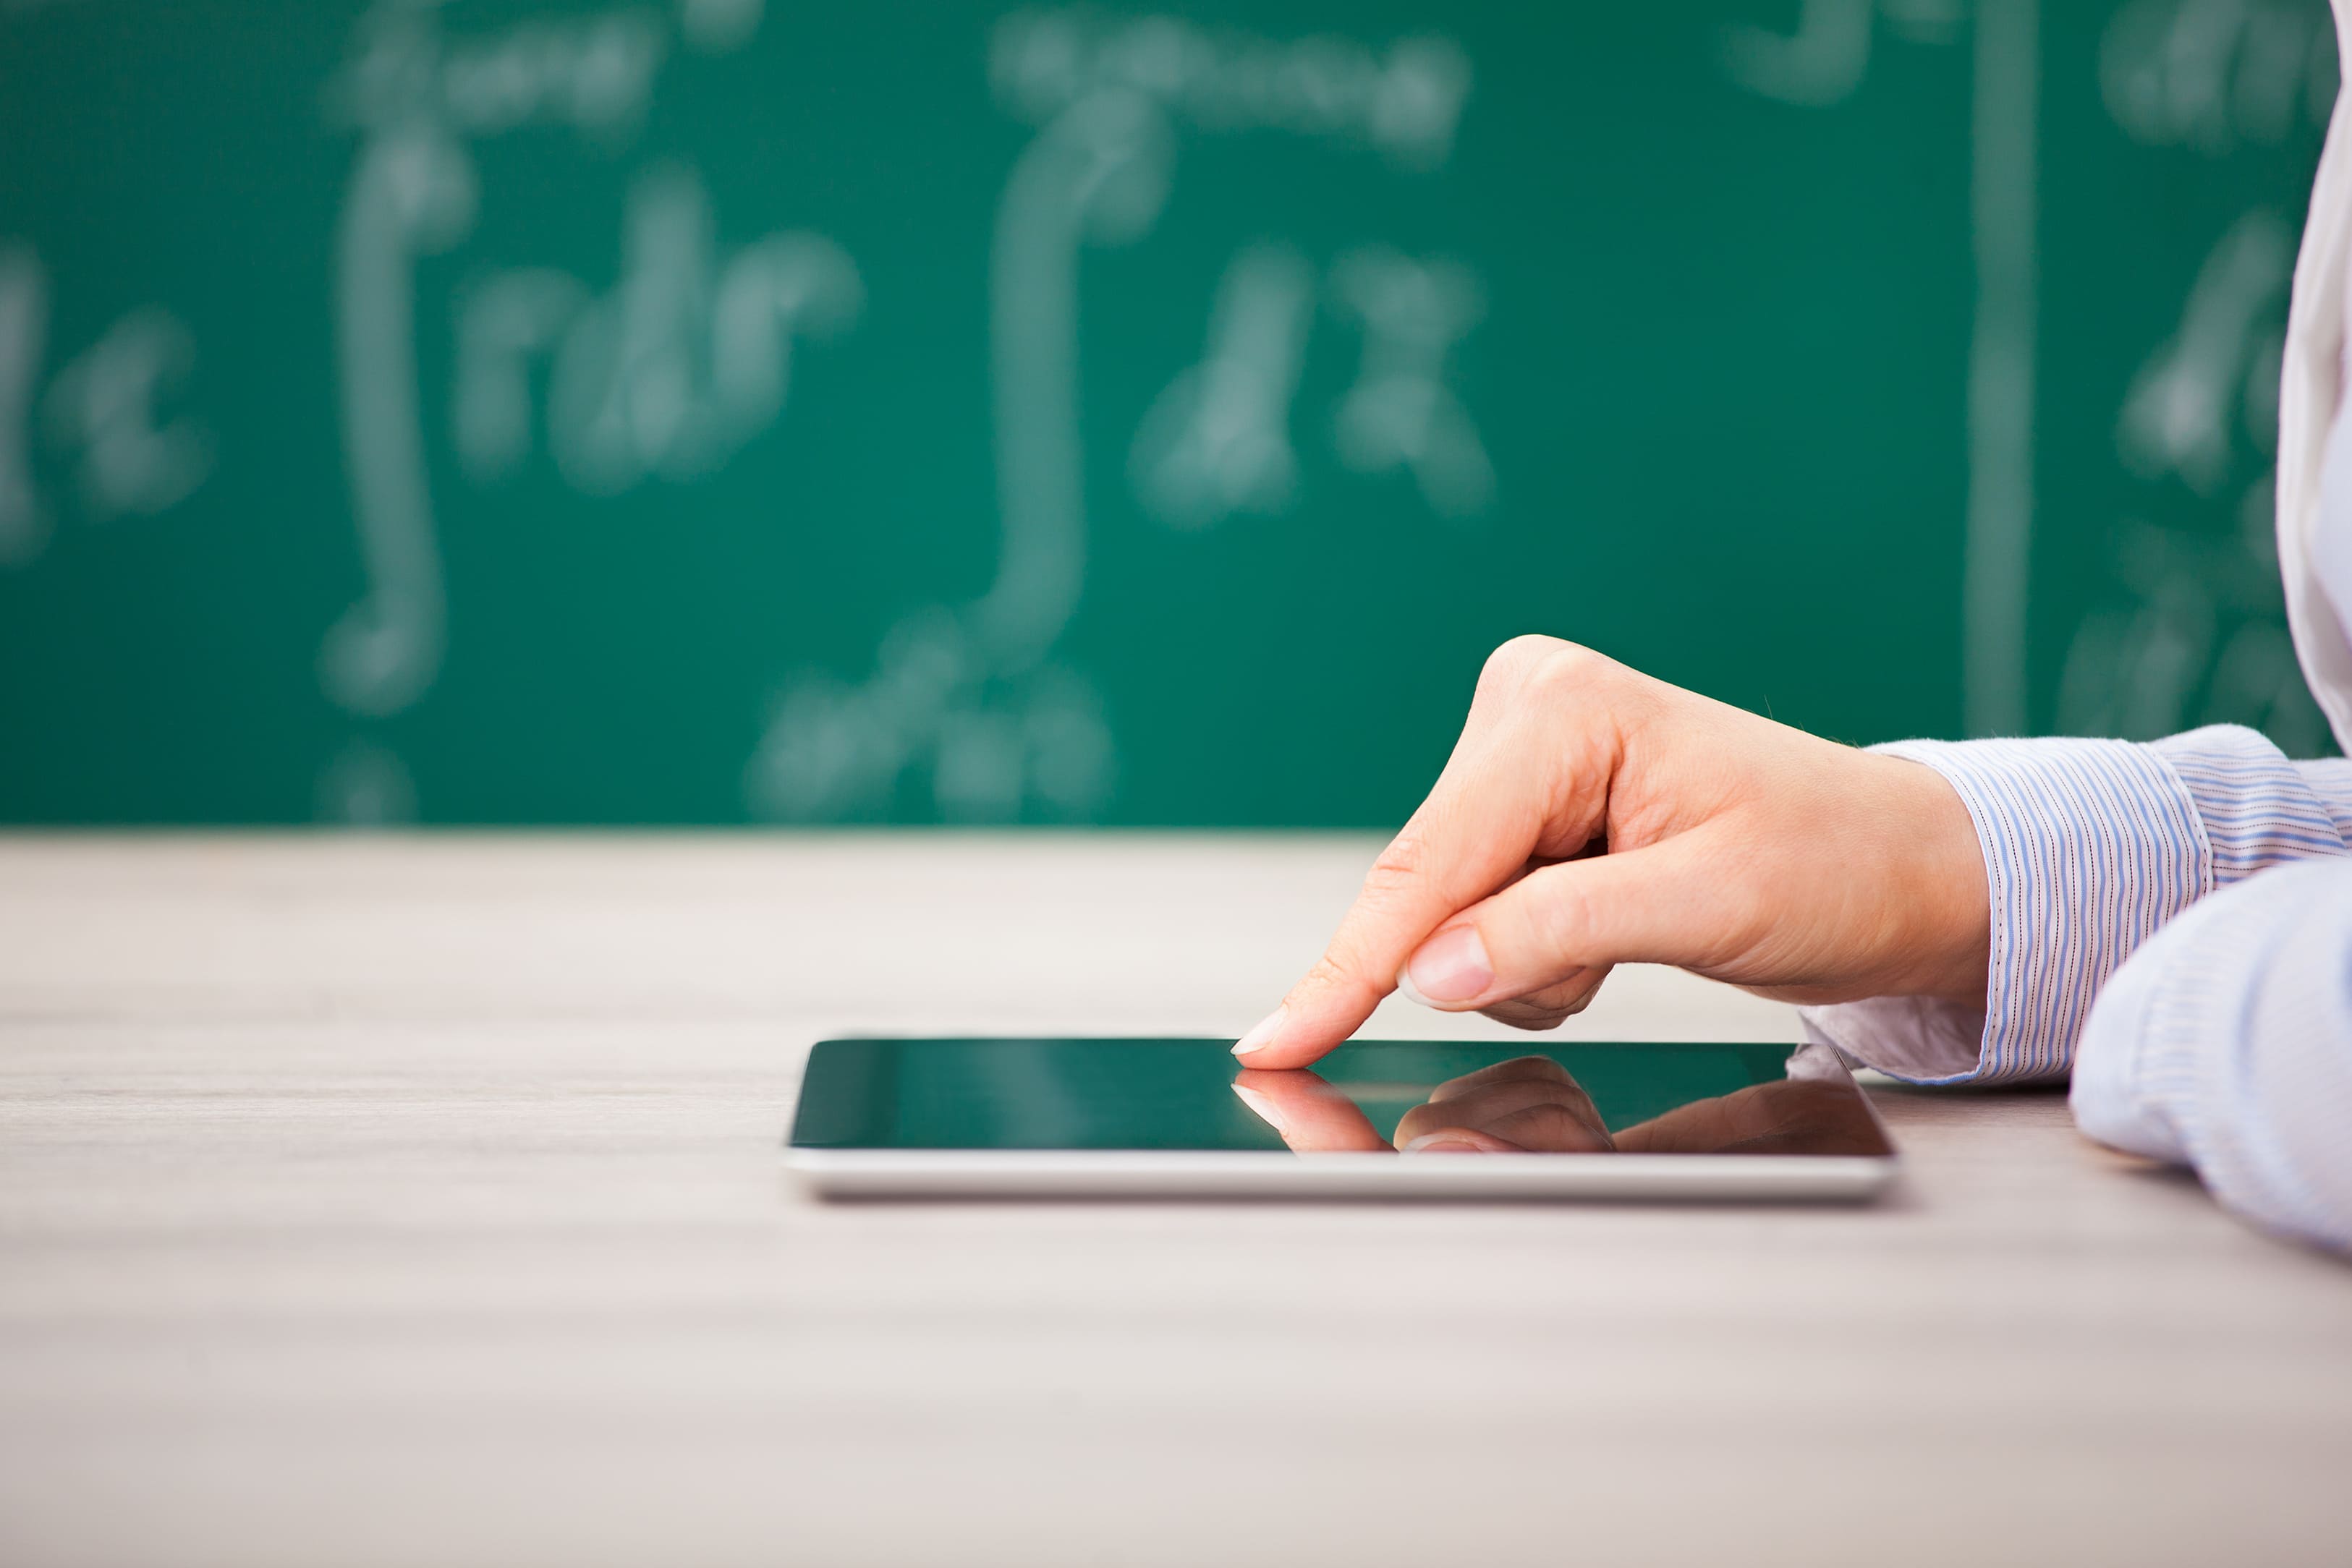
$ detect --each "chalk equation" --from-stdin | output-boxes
[14,0,2318,827]
[318,0,859,819]
[454,164,862,496]
[0,245,211,568]
[318,1,1483,823]
[743,11,1482,822]
[1131,242,1490,534]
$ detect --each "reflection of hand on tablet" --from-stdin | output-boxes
[1230,1070,1386,1152]
[1613,1077,1886,1158]
[1233,1055,1615,1155]
[1393,1055,1614,1153]
[1235,1054,1883,1158]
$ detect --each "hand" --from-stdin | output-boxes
[1232,636,1988,1068]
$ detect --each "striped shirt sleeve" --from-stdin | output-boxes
[1798,725,2352,1086]
[2070,858,2352,1253]
[2294,757,2352,841]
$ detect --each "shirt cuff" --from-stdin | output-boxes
[1802,725,2352,1086]
[1800,735,2213,1086]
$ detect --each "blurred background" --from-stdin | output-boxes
[0,0,2335,827]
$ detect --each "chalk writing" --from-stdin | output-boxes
[456,166,861,494]
[747,14,1479,821]
[750,85,1175,822]
[316,738,418,827]
[1129,241,1491,530]
[1330,246,1492,522]
[0,247,43,566]
[993,11,1472,171]
[1721,0,1964,108]
[326,4,667,722]
[321,0,838,822]
[1131,242,1315,530]
[679,0,763,55]
[0,243,211,567]
[2103,0,2336,151]
[45,308,212,521]
[2117,210,2293,497]
[2061,7,2331,759]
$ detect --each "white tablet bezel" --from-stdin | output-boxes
[786,1145,1898,1201]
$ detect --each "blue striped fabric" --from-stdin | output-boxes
[1800,724,2352,1249]
[2152,728,2352,877]
[1846,735,2214,1084]
[2306,759,2352,840]
[2071,859,2352,1253]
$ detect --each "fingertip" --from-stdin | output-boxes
[1228,1038,1335,1070]
[1228,992,1363,1069]
[1228,1006,1287,1059]
[1232,959,1392,1067]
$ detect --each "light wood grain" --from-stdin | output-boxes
[1,836,2346,1568]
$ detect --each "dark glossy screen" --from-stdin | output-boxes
[790,1039,1893,1158]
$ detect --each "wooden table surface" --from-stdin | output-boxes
[2,836,2348,1567]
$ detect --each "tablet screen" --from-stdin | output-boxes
[789,1038,1892,1158]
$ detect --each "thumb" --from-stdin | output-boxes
[1396,839,1738,1011]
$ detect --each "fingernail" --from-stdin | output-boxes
[1404,925,1493,1005]
[1403,1133,1485,1154]
[1231,1006,1286,1057]
[1230,1083,1286,1133]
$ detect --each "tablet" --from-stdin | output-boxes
[786,1037,1897,1201]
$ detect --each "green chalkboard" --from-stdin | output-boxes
[0,0,2334,825]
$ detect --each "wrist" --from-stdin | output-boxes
[1871,754,1992,1005]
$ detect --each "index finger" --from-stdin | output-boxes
[1231,756,1550,1070]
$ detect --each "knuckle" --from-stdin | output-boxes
[1524,876,1597,964]
[1525,642,1615,701]
[1359,829,1427,901]
[1392,1104,1440,1143]
[1493,1054,1570,1080]
[1496,1103,1605,1149]
[1300,952,1357,994]
[1476,634,1564,697]
[1475,636,1624,715]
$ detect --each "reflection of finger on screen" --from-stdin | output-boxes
[1229,1083,1288,1134]
[1231,1069,1390,1152]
